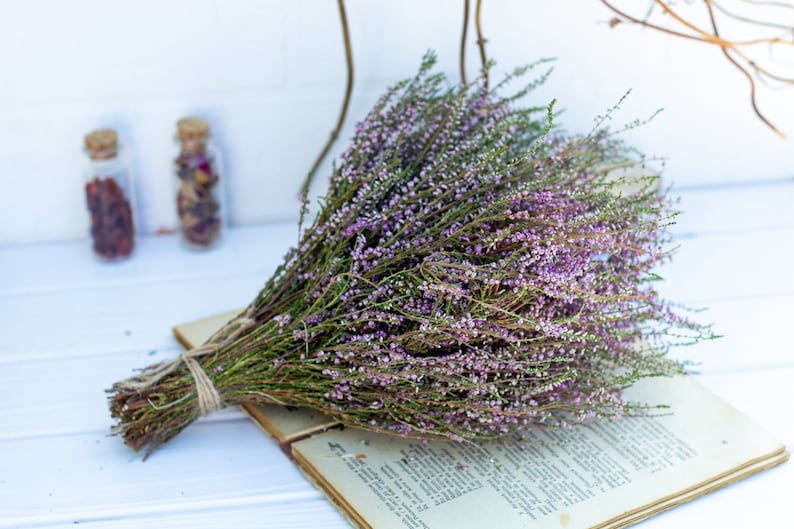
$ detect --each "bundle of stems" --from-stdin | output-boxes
[109,54,707,455]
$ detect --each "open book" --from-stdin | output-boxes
[174,311,788,529]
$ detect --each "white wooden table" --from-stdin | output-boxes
[2,179,792,528]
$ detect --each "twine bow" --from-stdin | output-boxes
[116,308,257,416]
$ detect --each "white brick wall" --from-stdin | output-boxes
[1,0,792,244]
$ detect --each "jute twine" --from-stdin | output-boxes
[116,308,256,416]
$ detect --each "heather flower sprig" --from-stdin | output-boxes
[109,53,709,455]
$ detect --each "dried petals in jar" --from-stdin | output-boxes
[84,129,136,260]
[85,177,135,259]
[174,118,224,249]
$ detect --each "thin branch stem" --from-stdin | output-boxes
[475,0,489,89]
[600,0,717,44]
[712,0,794,31]
[460,0,470,85]
[655,0,792,47]
[601,0,790,136]
[749,60,794,83]
[602,0,792,48]
[301,0,355,197]
[704,0,786,137]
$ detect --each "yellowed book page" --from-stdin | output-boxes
[292,375,787,529]
[173,310,339,444]
[599,449,788,529]
[172,309,242,349]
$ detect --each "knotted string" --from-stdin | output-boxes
[115,308,257,416]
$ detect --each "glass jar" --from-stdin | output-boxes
[174,117,225,249]
[83,129,136,261]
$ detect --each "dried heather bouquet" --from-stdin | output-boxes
[109,54,706,455]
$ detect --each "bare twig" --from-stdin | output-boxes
[599,0,793,136]
[704,0,786,137]
[475,0,489,89]
[712,0,794,31]
[600,0,718,44]
[301,0,355,197]
[655,0,792,47]
[461,0,471,85]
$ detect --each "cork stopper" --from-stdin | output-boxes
[84,129,118,160]
[177,117,210,141]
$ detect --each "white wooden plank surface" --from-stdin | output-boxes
[668,178,794,237]
[1,179,792,528]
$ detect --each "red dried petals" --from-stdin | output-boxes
[85,177,135,260]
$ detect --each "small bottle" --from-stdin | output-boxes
[174,117,225,249]
[83,129,136,261]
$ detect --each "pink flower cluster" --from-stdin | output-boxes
[243,54,705,443]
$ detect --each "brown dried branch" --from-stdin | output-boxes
[599,0,793,136]
[475,0,489,89]
[301,0,355,197]
[704,0,786,137]
[655,0,792,47]
[600,0,718,43]
[713,0,794,31]
[461,0,471,85]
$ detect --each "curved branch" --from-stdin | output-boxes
[712,0,794,31]
[655,0,721,40]
[603,0,792,48]
[656,0,792,47]
[750,60,794,84]
[726,44,794,84]
[600,0,717,44]
[475,0,489,89]
[301,0,355,197]
[601,0,790,136]
[704,0,786,137]
[460,0,471,85]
